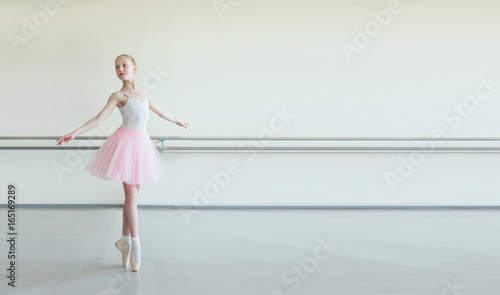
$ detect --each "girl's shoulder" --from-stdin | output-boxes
[140,87,151,97]
[114,89,128,96]
[138,88,153,102]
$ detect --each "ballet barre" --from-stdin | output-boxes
[1,204,500,209]
[2,136,500,152]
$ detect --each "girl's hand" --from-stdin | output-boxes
[56,132,76,146]
[176,121,189,129]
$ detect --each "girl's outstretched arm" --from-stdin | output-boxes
[56,93,120,146]
[146,91,189,129]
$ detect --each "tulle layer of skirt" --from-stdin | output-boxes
[85,127,165,185]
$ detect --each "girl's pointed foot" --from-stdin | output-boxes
[115,240,131,268]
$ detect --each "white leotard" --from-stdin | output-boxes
[118,89,149,132]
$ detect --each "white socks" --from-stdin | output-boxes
[131,236,141,262]
[121,235,132,256]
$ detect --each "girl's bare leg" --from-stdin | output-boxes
[122,184,141,236]
[122,208,130,236]
[122,182,140,237]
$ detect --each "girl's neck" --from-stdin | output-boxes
[121,81,137,92]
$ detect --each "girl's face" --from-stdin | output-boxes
[115,57,136,80]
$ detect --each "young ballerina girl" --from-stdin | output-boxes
[56,54,188,272]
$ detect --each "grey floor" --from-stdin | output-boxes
[0,207,499,295]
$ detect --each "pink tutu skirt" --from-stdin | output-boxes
[85,127,165,185]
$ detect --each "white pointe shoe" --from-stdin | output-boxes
[130,241,141,272]
[115,240,130,268]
